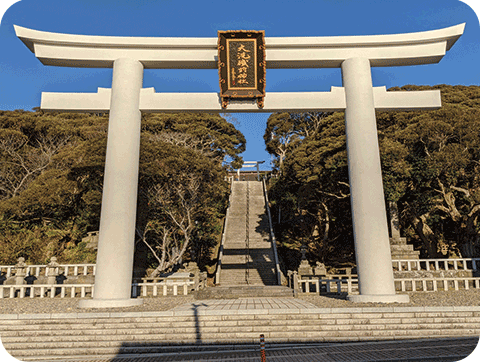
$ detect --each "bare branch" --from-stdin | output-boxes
[450,186,471,198]
[145,172,202,275]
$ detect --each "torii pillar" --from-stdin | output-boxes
[15,23,464,306]
[85,58,144,307]
[342,57,402,302]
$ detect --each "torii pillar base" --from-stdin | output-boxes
[79,298,144,309]
[347,294,410,303]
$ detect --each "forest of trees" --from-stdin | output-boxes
[0,110,245,276]
[1,85,479,275]
[265,85,480,270]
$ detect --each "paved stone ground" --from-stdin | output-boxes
[118,337,478,362]
[120,337,479,362]
[1,290,480,314]
[172,297,317,311]
[16,337,478,362]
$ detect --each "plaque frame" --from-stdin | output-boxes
[218,30,266,108]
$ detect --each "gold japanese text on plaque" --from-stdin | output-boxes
[218,30,266,108]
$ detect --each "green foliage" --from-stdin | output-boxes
[141,113,245,169]
[377,85,480,258]
[268,85,480,267]
[0,110,243,267]
[267,111,354,268]
[264,112,333,171]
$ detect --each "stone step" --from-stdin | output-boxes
[223,240,272,246]
[3,309,480,360]
[220,274,276,281]
[219,275,276,283]
[4,321,479,347]
[219,280,278,286]
[391,245,416,252]
[218,282,278,287]
[2,312,479,332]
[220,255,275,262]
[3,320,479,358]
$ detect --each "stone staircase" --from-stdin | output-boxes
[388,201,420,260]
[218,181,277,287]
[390,236,420,260]
[2,306,479,361]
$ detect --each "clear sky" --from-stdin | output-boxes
[0,0,479,171]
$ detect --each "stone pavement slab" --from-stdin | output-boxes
[172,298,318,312]
[40,337,478,362]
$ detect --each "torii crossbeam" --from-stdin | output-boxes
[15,23,464,307]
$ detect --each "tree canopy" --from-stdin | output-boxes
[0,110,245,270]
[377,85,480,258]
[266,85,480,269]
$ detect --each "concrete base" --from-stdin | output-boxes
[79,298,144,309]
[347,294,410,304]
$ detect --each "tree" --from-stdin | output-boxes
[142,112,246,169]
[264,112,332,172]
[141,172,201,276]
[267,111,354,268]
[267,85,480,267]
[0,110,241,268]
[0,128,70,200]
[137,134,229,275]
[377,85,480,258]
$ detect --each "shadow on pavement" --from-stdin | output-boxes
[111,336,479,362]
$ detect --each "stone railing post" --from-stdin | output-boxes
[287,270,293,288]
[193,272,200,291]
[199,272,207,290]
[292,271,299,298]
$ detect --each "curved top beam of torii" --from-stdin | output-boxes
[14,24,465,113]
[15,23,465,69]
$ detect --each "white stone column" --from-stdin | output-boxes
[341,57,408,303]
[80,58,144,308]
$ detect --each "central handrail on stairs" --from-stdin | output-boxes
[245,181,250,284]
[262,178,283,285]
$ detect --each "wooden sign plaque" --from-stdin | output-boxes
[218,30,266,108]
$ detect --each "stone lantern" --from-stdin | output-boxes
[47,257,59,285]
[14,257,27,286]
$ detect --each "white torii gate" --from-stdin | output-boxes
[15,23,464,307]
[237,161,265,181]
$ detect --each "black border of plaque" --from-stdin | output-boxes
[218,30,266,108]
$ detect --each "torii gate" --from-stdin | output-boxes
[237,161,265,181]
[15,23,464,307]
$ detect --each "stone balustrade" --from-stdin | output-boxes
[297,277,359,294]
[289,257,480,295]
[395,277,480,292]
[132,281,191,297]
[1,261,207,299]
[291,275,480,295]
[0,263,96,279]
[392,258,479,272]
[0,277,204,299]
[0,284,93,299]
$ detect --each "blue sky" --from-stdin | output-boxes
[0,0,479,171]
